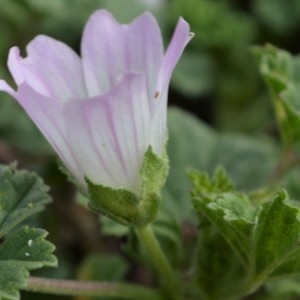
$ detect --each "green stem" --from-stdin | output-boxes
[24,276,162,300]
[135,224,182,300]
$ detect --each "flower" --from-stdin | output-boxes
[0,10,192,194]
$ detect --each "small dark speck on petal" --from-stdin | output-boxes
[155,91,160,99]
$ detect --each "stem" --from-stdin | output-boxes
[135,224,182,300]
[24,276,162,300]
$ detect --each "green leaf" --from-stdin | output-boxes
[193,223,245,300]
[0,226,57,300]
[190,169,300,298]
[164,108,277,222]
[0,164,52,237]
[253,191,300,279]
[163,108,218,222]
[254,44,300,148]
[188,167,234,194]
[190,169,255,268]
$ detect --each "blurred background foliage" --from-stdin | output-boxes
[1,0,300,299]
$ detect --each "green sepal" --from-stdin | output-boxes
[140,145,169,198]
[87,146,168,226]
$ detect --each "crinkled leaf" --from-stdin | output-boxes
[190,168,255,268]
[190,169,300,298]
[188,167,234,194]
[193,223,245,300]
[0,164,51,237]
[0,226,57,300]
[254,44,300,148]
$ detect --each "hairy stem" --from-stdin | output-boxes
[136,224,182,300]
[24,276,163,300]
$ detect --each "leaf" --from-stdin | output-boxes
[164,108,277,222]
[190,169,300,298]
[0,226,57,300]
[254,191,300,278]
[208,134,278,190]
[193,223,245,300]
[190,168,255,268]
[0,164,52,237]
[163,108,218,221]
[254,44,300,148]
[188,167,234,194]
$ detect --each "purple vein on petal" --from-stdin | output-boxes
[82,106,116,184]
[126,82,139,168]
[102,99,130,181]
[122,12,164,104]
[15,83,83,183]
[34,101,82,181]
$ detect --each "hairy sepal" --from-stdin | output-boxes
[87,146,169,226]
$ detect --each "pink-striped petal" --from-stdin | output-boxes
[8,36,86,101]
[148,17,192,152]
[63,73,151,192]
[9,82,82,183]
[156,17,193,98]
[123,12,164,99]
[81,10,164,98]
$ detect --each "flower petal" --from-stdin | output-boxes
[8,36,86,101]
[124,12,164,98]
[0,80,16,97]
[9,82,82,183]
[63,72,151,192]
[81,10,164,98]
[148,17,192,152]
[156,17,193,96]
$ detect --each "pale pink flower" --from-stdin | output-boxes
[0,10,192,193]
